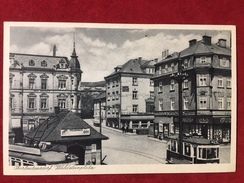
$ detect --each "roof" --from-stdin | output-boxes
[105,58,156,78]
[180,41,231,58]
[168,134,219,145]
[81,81,106,87]
[155,52,179,65]
[94,91,106,100]
[25,110,108,142]
[10,53,69,69]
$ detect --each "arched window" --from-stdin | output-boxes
[29,60,35,66]
[41,60,47,67]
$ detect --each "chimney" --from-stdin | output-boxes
[138,57,142,61]
[218,39,227,48]
[54,106,60,114]
[202,35,212,45]
[162,49,169,58]
[53,44,57,56]
[189,39,197,47]
[154,58,158,63]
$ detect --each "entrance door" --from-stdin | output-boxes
[67,145,86,165]
[201,125,208,139]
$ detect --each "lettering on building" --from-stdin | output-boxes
[61,128,91,137]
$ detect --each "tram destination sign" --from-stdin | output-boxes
[61,128,91,137]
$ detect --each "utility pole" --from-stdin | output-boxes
[170,58,187,159]
[99,99,102,164]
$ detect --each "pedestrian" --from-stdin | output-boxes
[121,125,125,133]
[126,126,129,133]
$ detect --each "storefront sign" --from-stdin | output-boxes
[174,117,194,123]
[215,118,231,123]
[61,128,91,137]
[156,111,178,116]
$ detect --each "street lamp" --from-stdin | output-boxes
[170,59,187,159]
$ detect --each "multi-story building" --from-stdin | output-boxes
[93,91,106,124]
[104,57,156,130]
[9,43,82,139]
[152,36,231,143]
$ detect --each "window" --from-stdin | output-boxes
[199,97,207,109]
[165,64,168,72]
[41,79,47,89]
[171,63,175,71]
[170,79,175,91]
[28,98,35,109]
[10,78,13,89]
[29,79,35,89]
[183,79,188,89]
[227,79,231,88]
[218,97,224,109]
[159,82,163,92]
[159,99,163,111]
[132,78,138,86]
[200,57,206,63]
[133,105,138,113]
[41,60,47,67]
[199,74,207,86]
[58,80,66,89]
[40,98,47,109]
[107,97,110,101]
[28,120,36,131]
[150,80,154,86]
[58,99,66,109]
[158,66,162,74]
[29,60,35,66]
[184,59,188,68]
[170,98,175,110]
[227,97,231,109]
[150,91,154,99]
[132,91,138,99]
[184,97,189,110]
[217,77,223,87]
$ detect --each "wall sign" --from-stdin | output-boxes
[61,128,91,137]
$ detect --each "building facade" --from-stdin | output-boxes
[9,44,82,138]
[152,36,231,143]
[93,91,106,124]
[104,57,156,130]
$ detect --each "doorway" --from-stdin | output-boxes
[201,125,208,139]
[67,145,85,165]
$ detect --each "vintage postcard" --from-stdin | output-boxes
[3,22,236,175]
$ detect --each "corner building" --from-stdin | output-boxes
[9,44,83,136]
[152,36,231,143]
[104,58,156,130]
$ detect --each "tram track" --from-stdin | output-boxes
[103,145,166,164]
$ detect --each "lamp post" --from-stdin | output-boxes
[170,59,187,159]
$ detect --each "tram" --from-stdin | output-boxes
[166,134,220,164]
[9,144,79,166]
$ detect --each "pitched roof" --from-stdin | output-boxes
[25,110,108,142]
[180,41,231,58]
[155,52,179,65]
[94,91,106,100]
[11,53,69,69]
[105,59,156,78]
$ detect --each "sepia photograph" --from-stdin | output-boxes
[3,22,236,175]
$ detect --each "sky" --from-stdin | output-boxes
[10,25,231,82]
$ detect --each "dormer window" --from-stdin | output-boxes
[29,60,35,66]
[41,60,47,67]
[59,58,66,69]
[200,57,206,63]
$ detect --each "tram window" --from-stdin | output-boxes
[184,143,191,156]
[198,148,219,159]
[171,140,177,152]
